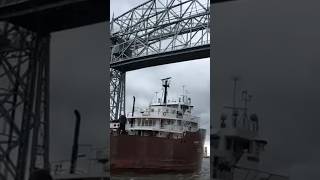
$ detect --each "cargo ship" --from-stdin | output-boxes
[110,77,206,174]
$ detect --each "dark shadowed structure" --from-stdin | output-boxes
[212,0,320,179]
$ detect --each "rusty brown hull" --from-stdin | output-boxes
[110,130,206,174]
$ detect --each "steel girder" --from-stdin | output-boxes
[111,0,210,62]
[0,22,50,180]
[110,0,210,121]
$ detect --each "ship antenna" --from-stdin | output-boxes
[241,90,252,128]
[232,76,240,128]
[161,77,171,105]
[155,91,159,103]
[182,85,185,95]
[241,90,252,115]
[182,85,185,103]
[232,77,239,109]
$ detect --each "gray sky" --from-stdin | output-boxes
[214,0,320,179]
[50,23,108,161]
[111,0,145,18]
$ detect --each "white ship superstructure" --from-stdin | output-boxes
[212,78,289,180]
[110,77,200,138]
[51,147,108,180]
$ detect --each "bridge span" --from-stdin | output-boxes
[110,0,210,121]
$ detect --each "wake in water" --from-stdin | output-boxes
[111,158,210,180]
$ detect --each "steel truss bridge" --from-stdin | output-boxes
[110,0,211,121]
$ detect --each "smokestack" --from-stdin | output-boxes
[161,77,171,105]
[70,109,81,174]
[132,96,135,117]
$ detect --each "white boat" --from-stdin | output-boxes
[212,79,289,180]
[51,146,109,180]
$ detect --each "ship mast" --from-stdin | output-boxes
[231,77,239,128]
[241,90,252,128]
[161,77,171,105]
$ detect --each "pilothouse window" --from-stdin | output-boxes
[177,120,182,126]
[141,119,153,126]
[226,137,232,150]
[213,136,220,149]
[130,118,135,127]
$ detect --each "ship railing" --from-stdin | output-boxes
[51,160,87,175]
[128,125,184,133]
[160,125,184,132]
[128,126,157,130]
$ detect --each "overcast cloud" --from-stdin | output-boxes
[50,23,108,161]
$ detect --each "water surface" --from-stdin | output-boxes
[111,158,210,180]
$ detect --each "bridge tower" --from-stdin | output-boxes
[0,20,50,180]
[0,1,108,180]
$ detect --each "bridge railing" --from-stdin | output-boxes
[112,39,210,61]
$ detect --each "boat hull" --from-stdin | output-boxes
[110,129,206,174]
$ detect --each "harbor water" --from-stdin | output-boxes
[111,158,210,180]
